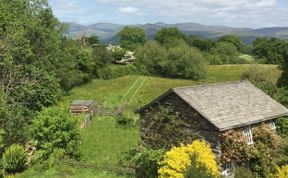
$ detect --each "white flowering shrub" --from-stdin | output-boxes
[106,44,122,52]
[106,44,136,64]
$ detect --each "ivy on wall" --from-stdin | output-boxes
[220,124,284,177]
[142,104,199,149]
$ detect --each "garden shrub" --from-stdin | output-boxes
[116,113,136,127]
[30,107,81,161]
[158,140,220,178]
[3,144,27,174]
[234,167,255,178]
[120,146,164,178]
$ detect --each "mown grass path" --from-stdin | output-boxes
[119,77,147,106]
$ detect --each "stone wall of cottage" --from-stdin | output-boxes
[139,91,222,158]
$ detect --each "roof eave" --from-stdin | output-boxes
[219,112,288,132]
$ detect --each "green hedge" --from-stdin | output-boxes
[100,64,139,79]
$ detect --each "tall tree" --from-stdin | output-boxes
[218,35,245,52]
[0,0,65,147]
[85,35,99,45]
[155,28,187,45]
[187,36,216,51]
[117,27,147,50]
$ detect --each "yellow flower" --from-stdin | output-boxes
[275,165,288,178]
[158,140,220,178]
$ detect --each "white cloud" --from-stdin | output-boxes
[118,7,139,13]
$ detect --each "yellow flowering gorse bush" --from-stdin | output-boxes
[275,165,288,178]
[158,140,220,178]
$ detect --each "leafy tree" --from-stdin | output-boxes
[187,36,216,51]
[135,41,168,76]
[218,35,245,52]
[209,42,243,64]
[30,107,81,161]
[135,41,207,80]
[92,45,113,79]
[155,28,187,45]
[85,35,99,45]
[167,44,208,80]
[252,37,288,64]
[117,27,147,50]
[54,39,96,91]
[276,46,288,88]
[11,66,61,111]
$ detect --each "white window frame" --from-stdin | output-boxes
[222,162,235,177]
[268,121,276,130]
[243,125,254,145]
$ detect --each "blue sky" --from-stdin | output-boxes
[48,0,288,28]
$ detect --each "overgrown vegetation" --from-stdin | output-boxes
[1,0,288,177]
[3,144,27,175]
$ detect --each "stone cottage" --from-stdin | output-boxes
[136,80,288,176]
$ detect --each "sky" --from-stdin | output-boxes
[48,0,288,28]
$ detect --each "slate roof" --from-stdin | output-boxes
[138,80,288,131]
[70,100,94,107]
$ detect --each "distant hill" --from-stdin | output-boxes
[66,22,288,44]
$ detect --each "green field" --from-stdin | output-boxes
[16,64,278,178]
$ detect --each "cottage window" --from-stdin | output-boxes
[269,121,276,130]
[243,126,253,145]
[222,162,235,177]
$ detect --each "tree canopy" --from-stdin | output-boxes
[117,27,147,50]
[155,28,187,45]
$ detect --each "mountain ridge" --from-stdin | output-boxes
[66,22,288,44]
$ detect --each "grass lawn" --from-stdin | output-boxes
[16,64,277,178]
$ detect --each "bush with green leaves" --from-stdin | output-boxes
[92,45,113,79]
[106,64,138,79]
[234,167,256,178]
[30,107,81,161]
[116,113,136,127]
[208,42,244,64]
[56,44,95,92]
[277,117,288,137]
[135,41,208,80]
[3,144,27,174]
[241,65,281,97]
[120,146,164,178]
